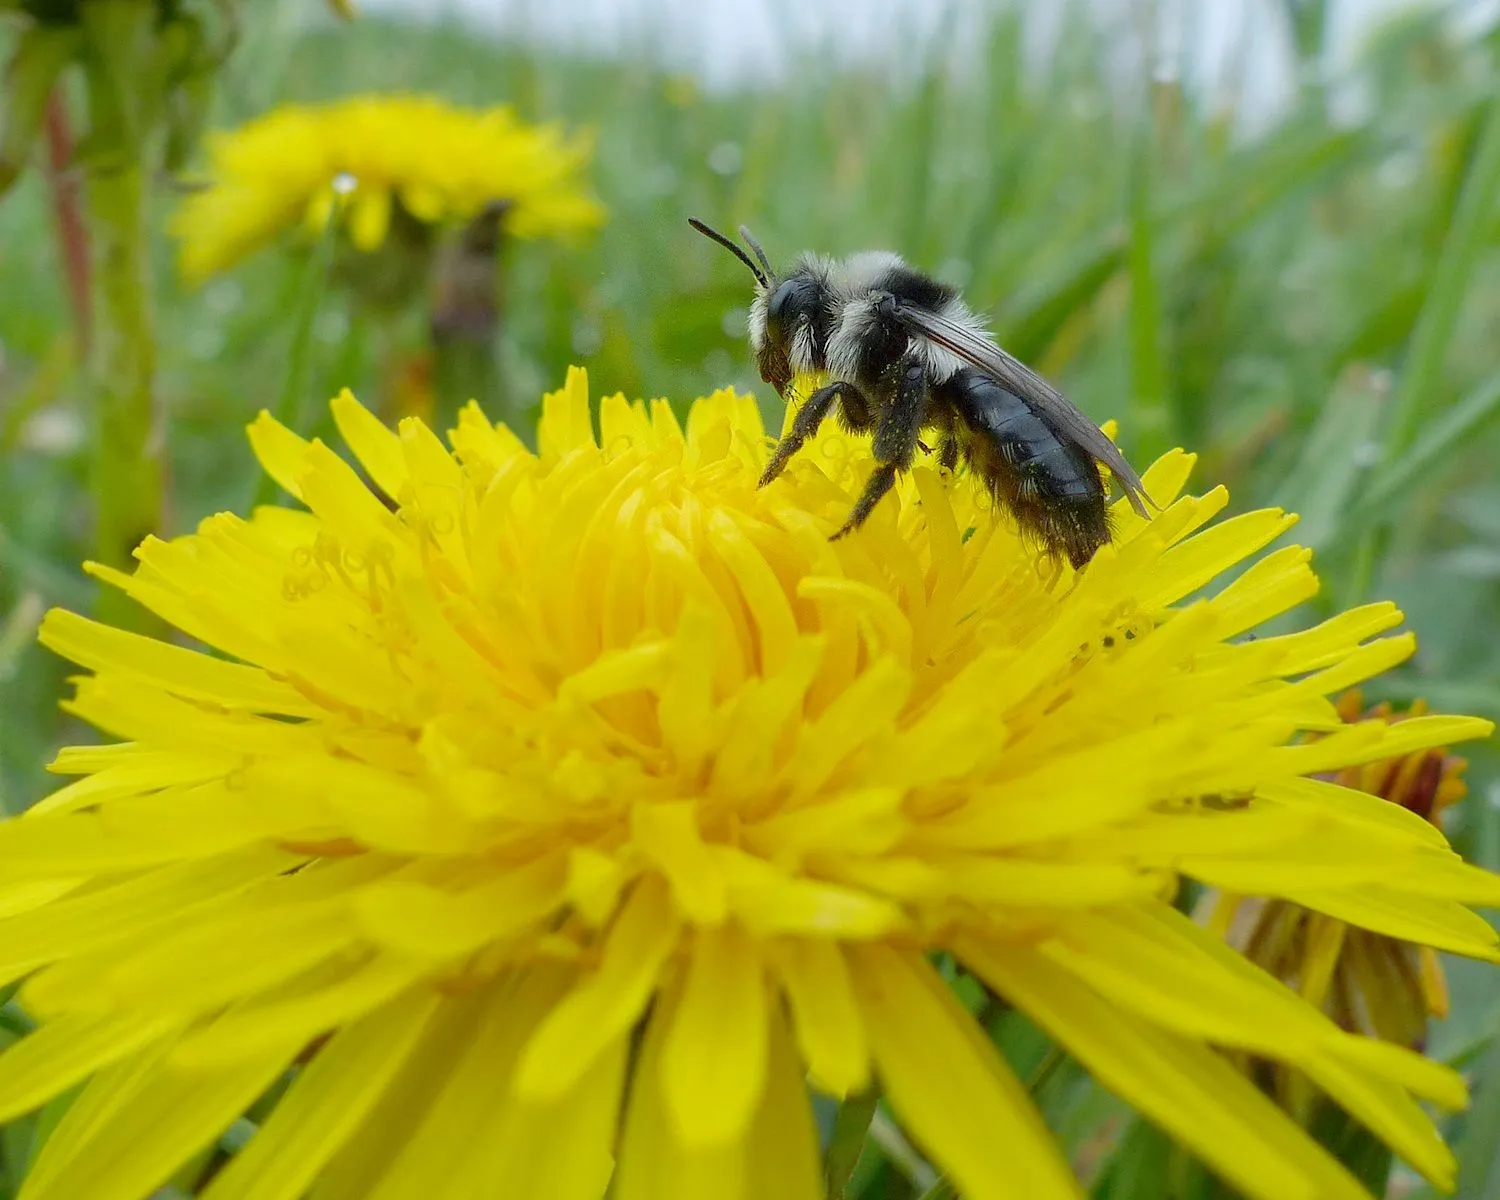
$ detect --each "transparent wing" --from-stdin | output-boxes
[893,303,1153,516]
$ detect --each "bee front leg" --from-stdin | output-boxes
[832,356,929,539]
[759,380,869,488]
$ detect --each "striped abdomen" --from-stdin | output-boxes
[935,367,1110,568]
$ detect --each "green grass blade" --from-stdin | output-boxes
[1385,94,1500,460]
[823,1088,878,1200]
[1456,1038,1500,1199]
[1127,99,1172,462]
[1342,369,1500,536]
[914,1178,957,1200]
[1092,1118,1175,1200]
[1275,367,1387,551]
[251,180,346,507]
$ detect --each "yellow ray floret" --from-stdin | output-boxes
[172,94,605,283]
[1,367,1496,1200]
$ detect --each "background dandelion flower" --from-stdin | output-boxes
[1,369,1498,1200]
[171,94,605,284]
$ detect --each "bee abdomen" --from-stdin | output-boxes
[936,368,1110,568]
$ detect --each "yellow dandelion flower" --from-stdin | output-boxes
[172,94,605,284]
[4,369,1500,1200]
[1208,694,1475,1058]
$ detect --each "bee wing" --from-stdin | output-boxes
[892,303,1153,517]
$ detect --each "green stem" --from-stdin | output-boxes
[79,0,163,633]
[85,154,162,629]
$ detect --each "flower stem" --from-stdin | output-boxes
[430,202,509,432]
[85,152,163,630]
[78,0,164,632]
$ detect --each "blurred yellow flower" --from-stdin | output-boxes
[172,94,604,283]
[2,370,1498,1200]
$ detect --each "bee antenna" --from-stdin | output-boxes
[688,216,768,287]
[737,225,773,277]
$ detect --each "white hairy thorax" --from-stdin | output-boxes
[748,251,987,385]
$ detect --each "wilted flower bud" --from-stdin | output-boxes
[1200,688,1473,1188]
[1207,694,1467,1056]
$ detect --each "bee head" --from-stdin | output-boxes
[689,217,793,396]
[756,273,827,396]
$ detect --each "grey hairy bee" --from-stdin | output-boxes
[690,218,1152,568]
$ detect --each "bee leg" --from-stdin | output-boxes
[759,380,868,488]
[832,356,929,539]
[938,437,960,472]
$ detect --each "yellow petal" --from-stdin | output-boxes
[363,965,620,1200]
[717,848,905,938]
[783,656,910,802]
[632,802,727,924]
[1283,885,1500,960]
[613,985,744,1200]
[0,1010,175,1124]
[660,924,767,1146]
[707,511,801,676]
[460,1022,623,1200]
[246,410,312,501]
[516,876,679,1100]
[21,1038,300,1200]
[940,856,1166,907]
[1299,1050,1457,1189]
[0,789,309,882]
[172,953,428,1069]
[1277,714,1492,776]
[347,186,392,250]
[199,988,439,1200]
[331,387,409,501]
[101,901,357,1017]
[772,935,869,1096]
[1257,776,1450,849]
[958,934,1368,1200]
[352,854,566,958]
[538,365,598,460]
[741,1003,822,1200]
[287,991,494,1200]
[0,847,299,988]
[1034,908,1328,1054]
[1141,508,1297,608]
[1212,545,1319,636]
[847,944,1081,1200]
[39,608,318,716]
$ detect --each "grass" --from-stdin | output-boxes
[2,1,1500,1196]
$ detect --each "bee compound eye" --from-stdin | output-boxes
[767,279,800,322]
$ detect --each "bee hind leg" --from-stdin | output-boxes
[938,437,960,472]
[759,380,865,488]
[831,356,929,539]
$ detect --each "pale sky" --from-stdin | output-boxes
[361,0,1500,130]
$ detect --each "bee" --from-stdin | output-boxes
[689,218,1152,568]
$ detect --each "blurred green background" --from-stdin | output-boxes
[3,0,1500,1195]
